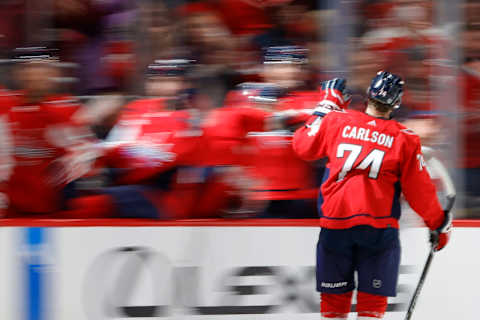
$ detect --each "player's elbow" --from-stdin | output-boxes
[292,131,316,161]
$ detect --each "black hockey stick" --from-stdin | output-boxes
[403,243,436,320]
[404,195,455,320]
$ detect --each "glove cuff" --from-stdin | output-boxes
[313,102,342,117]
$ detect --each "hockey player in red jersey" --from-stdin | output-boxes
[261,45,323,115]
[105,59,203,183]
[293,74,452,319]
[83,59,246,220]
[205,45,319,164]
[203,46,326,217]
[243,85,319,218]
[202,82,273,167]
[201,82,288,217]
[1,47,97,217]
[203,80,321,218]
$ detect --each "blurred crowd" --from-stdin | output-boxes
[0,0,478,219]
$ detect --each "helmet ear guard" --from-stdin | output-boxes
[367,71,404,109]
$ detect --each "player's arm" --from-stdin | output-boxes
[292,114,329,161]
[276,77,352,123]
[292,78,349,161]
[45,97,97,148]
[45,98,103,185]
[242,107,273,132]
[400,136,452,251]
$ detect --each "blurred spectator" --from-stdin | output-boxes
[53,0,136,94]
[179,2,240,108]
[217,0,274,36]
[251,0,317,49]
[458,1,480,214]
[135,0,183,77]
[348,41,386,111]
[359,0,447,111]
[0,0,27,55]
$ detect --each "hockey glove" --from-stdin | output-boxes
[313,78,352,117]
[46,145,104,186]
[429,210,452,252]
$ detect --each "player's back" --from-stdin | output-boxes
[313,110,418,229]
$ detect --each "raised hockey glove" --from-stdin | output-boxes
[313,78,352,117]
[429,210,452,252]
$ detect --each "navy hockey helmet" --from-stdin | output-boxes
[146,59,194,77]
[252,83,285,104]
[237,82,284,103]
[224,82,284,107]
[262,45,308,65]
[367,71,404,109]
[11,46,59,63]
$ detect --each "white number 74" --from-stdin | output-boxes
[336,143,385,181]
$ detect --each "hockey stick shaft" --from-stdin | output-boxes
[404,247,435,320]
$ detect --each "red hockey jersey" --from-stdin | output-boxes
[202,106,270,166]
[106,101,203,184]
[246,130,317,200]
[106,99,243,219]
[293,109,444,230]
[2,94,93,215]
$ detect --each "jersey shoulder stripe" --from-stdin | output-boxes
[400,128,417,136]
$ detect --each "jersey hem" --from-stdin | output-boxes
[318,216,399,229]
